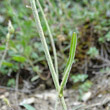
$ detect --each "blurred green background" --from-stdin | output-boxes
[0,0,110,94]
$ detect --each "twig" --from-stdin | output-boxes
[84,97,110,109]
[0,86,31,93]
[73,97,110,110]
[93,64,110,68]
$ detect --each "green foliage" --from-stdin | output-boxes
[12,55,26,63]
[79,80,92,93]
[7,78,15,87]
[2,61,13,67]
[105,31,110,41]
[78,80,92,100]
[98,37,105,43]
[22,104,36,110]
[33,66,42,73]
[71,74,88,83]
[87,47,99,58]
[0,67,9,75]
[0,0,110,99]
[0,0,109,76]
[3,97,11,107]
[99,31,110,43]
[100,67,110,74]
[0,45,6,50]
[72,73,92,98]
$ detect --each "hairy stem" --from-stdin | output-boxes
[30,0,67,109]
[36,0,59,78]
[30,0,59,91]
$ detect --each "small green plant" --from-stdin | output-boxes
[30,0,77,109]
[79,80,92,94]
[0,20,14,69]
[71,74,92,97]
[98,32,110,43]
[105,31,110,41]
[72,74,92,101]
[100,67,110,74]
[71,74,88,83]
[7,78,15,87]
[87,47,99,58]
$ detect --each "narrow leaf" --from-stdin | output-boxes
[59,32,77,96]
[22,104,36,110]
[12,55,26,63]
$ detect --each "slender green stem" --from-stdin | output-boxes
[54,94,59,110]
[30,0,59,91]
[61,97,67,110]
[0,20,14,69]
[35,0,59,78]
[30,1,67,110]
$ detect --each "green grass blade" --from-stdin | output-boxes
[59,32,77,97]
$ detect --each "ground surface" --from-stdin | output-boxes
[0,74,110,110]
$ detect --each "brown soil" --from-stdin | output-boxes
[0,73,110,110]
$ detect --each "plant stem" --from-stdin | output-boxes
[55,95,67,110]
[0,20,13,68]
[30,0,59,91]
[61,97,67,110]
[35,0,59,78]
[30,1,67,109]
[0,34,9,68]
[54,94,59,110]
